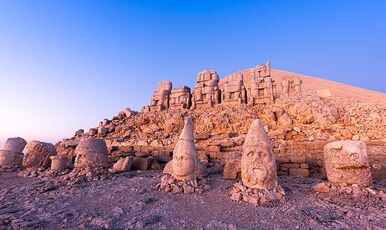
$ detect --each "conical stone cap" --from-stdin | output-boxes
[178,116,194,141]
[243,119,272,151]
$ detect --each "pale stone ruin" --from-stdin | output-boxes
[281,76,302,99]
[323,141,372,187]
[23,141,57,170]
[169,86,191,109]
[229,119,285,205]
[158,116,207,194]
[0,137,27,168]
[50,155,72,171]
[143,62,304,110]
[149,80,173,111]
[248,62,276,105]
[111,156,133,173]
[74,138,108,169]
[191,70,221,109]
[222,74,247,105]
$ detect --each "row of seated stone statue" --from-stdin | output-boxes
[145,62,303,112]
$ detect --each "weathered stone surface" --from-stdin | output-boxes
[241,119,278,190]
[248,62,275,105]
[222,74,247,105]
[74,138,108,169]
[172,116,199,181]
[191,70,220,109]
[169,86,191,109]
[0,137,27,168]
[324,141,372,187]
[23,141,57,169]
[50,155,72,171]
[224,158,241,180]
[281,77,302,99]
[164,160,207,179]
[132,157,151,171]
[313,183,330,193]
[112,156,133,172]
[317,89,332,98]
[289,168,310,177]
[150,81,173,111]
[2,137,27,153]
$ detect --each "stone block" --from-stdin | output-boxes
[223,159,241,180]
[289,168,309,177]
[132,157,151,171]
[280,163,300,168]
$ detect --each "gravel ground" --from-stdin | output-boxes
[0,170,385,230]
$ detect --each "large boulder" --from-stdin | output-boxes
[324,141,372,187]
[23,141,57,169]
[0,137,27,168]
[74,138,108,169]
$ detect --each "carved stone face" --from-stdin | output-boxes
[324,141,372,187]
[172,116,197,181]
[173,151,196,179]
[241,120,278,190]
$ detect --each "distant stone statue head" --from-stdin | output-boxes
[156,81,173,92]
[241,119,278,190]
[172,116,198,181]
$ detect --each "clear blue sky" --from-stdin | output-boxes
[0,0,385,145]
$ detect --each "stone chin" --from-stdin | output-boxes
[172,155,196,181]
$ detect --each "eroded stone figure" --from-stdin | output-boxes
[172,116,198,181]
[281,77,302,99]
[23,141,57,169]
[158,116,207,194]
[241,120,278,189]
[229,119,285,205]
[222,74,247,105]
[169,86,191,109]
[0,137,27,168]
[74,138,108,169]
[248,62,276,105]
[324,141,372,187]
[191,70,220,109]
[150,81,173,111]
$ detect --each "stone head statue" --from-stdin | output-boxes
[241,119,278,190]
[157,81,173,92]
[324,141,372,186]
[172,116,198,181]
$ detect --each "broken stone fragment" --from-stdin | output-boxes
[23,141,57,170]
[323,141,372,187]
[50,155,72,171]
[0,137,27,168]
[74,138,108,169]
[112,156,133,172]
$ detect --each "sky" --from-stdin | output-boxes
[0,0,385,146]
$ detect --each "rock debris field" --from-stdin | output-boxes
[0,169,385,230]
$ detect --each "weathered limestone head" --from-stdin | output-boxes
[74,138,108,169]
[241,119,278,190]
[156,80,173,93]
[172,116,198,181]
[197,70,219,83]
[2,137,27,153]
[23,141,57,169]
[324,141,372,187]
[0,137,27,167]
